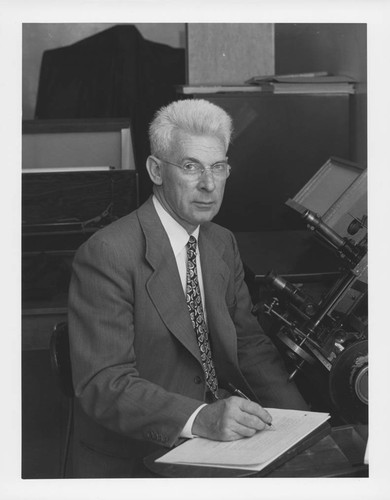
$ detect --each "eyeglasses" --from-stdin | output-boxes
[157,157,231,178]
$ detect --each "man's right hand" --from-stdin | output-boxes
[191,396,273,441]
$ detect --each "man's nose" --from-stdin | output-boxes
[198,169,216,191]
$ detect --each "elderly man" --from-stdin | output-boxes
[68,99,307,478]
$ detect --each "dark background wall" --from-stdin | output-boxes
[275,23,367,166]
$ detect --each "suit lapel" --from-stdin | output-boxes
[138,199,202,363]
[199,227,239,364]
[137,198,239,370]
[198,228,229,317]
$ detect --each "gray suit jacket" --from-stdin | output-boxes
[68,196,306,477]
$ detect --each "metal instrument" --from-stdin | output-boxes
[257,158,368,424]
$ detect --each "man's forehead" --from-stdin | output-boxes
[169,129,226,159]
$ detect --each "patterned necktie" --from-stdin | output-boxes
[186,235,219,398]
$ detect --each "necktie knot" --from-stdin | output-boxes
[187,236,197,258]
[187,235,197,249]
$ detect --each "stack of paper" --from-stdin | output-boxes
[156,408,330,472]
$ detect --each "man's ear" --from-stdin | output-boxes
[146,156,163,186]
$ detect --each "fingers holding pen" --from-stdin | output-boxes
[233,398,272,432]
[192,396,272,441]
[227,383,273,428]
[239,398,273,428]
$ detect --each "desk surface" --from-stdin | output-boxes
[145,425,368,478]
[234,230,341,282]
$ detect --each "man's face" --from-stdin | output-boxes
[155,130,229,233]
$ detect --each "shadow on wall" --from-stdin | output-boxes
[23,23,186,120]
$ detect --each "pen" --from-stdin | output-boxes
[228,383,275,429]
[228,382,250,400]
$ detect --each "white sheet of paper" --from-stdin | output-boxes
[156,408,330,471]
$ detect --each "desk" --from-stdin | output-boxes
[144,425,368,478]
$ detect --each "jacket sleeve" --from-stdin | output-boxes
[229,232,309,410]
[68,233,202,447]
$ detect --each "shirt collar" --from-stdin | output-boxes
[152,195,200,257]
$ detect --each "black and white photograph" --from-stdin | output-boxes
[1,1,389,499]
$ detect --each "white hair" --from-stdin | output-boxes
[149,99,233,157]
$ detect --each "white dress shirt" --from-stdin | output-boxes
[152,195,207,438]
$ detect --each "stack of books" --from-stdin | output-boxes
[246,72,356,94]
[176,72,355,95]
